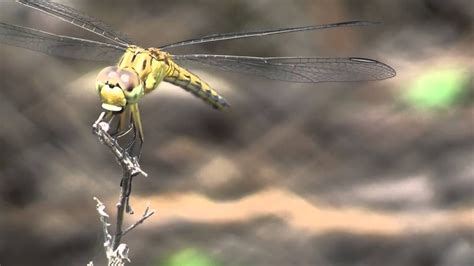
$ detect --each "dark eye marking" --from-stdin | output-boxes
[118,69,140,92]
[142,59,147,70]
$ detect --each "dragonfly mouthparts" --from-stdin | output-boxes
[100,83,127,111]
[101,103,123,112]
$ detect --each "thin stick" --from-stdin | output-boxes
[121,206,156,237]
[92,112,148,177]
[91,112,153,262]
[113,172,131,250]
[92,197,130,265]
[93,197,112,248]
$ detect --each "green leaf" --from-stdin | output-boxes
[403,69,470,109]
[162,248,219,266]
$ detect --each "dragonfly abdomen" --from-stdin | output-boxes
[164,60,229,110]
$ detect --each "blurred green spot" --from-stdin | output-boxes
[161,248,219,266]
[403,69,470,109]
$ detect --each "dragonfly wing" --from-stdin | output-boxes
[171,54,396,83]
[0,22,125,62]
[17,0,131,47]
[160,21,378,50]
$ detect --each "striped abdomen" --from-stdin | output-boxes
[164,59,229,110]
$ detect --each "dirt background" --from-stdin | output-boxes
[0,0,473,265]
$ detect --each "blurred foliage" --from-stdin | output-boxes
[402,69,471,110]
[159,248,220,266]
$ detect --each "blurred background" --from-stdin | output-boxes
[0,0,472,265]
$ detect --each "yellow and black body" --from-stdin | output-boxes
[96,46,229,143]
[2,0,396,159]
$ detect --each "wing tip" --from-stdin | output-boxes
[350,57,397,80]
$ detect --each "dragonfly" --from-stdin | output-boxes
[1,0,396,157]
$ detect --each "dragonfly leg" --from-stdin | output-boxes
[110,109,140,160]
[129,104,144,145]
[123,119,143,161]
[104,111,115,123]
[136,133,143,159]
[123,120,137,153]
[110,108,131,139]
[104,112,129,146]
[115,124,134,139]
[126,104,144,160]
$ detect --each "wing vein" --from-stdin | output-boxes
[171,54,396,83]
[17,0,132,47]
[160,21,378,50]
[0,22,125,62]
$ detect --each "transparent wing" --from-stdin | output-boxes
[160,21,377,50]
[17,0,131,47]
[0,22,125,62]
[171,54,396,83]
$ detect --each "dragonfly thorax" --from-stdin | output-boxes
[117,46,170,94]
[96,66,144,112]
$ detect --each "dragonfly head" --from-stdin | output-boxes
[96,66,144,112]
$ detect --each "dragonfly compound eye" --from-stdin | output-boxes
[118,68,144,104]
[96,66,120,89]
[118,69,140,92]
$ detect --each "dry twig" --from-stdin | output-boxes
[89,112,155,265]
